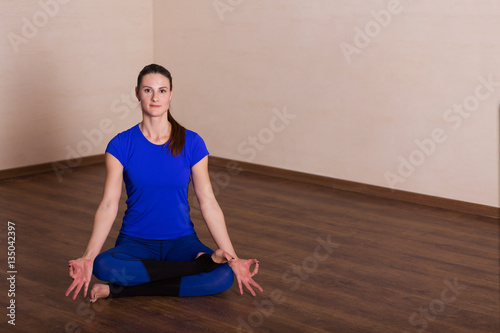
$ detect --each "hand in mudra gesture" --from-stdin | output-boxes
[65,258,94,300]
[229,258,262,296]
[211,250,263,296]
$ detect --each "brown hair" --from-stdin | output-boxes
[137,64,185,156]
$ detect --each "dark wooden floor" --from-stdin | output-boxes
[0,160,498,333]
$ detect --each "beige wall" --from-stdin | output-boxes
[1,1,498,208]
[0,0,152,173]
[153,0,499,208]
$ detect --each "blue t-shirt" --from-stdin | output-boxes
[105,124,209,240]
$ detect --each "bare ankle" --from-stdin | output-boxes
[90,283,110,303]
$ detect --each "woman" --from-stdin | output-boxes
[65,64,262,302]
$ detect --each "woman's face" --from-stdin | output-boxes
[136,73,172,118]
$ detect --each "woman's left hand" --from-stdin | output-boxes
[229,258,263,296]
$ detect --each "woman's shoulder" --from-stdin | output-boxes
[106,124,141,154]
[115,123,140,137]
[184,128,204,142]
[109,124,140,142]
[183,128,208,157]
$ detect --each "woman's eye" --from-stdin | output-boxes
[144,88,151,93]
[160,89,166,93]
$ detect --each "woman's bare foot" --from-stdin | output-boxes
[196,250,234,264]
[89,283,110,303]
[212,249,234,264]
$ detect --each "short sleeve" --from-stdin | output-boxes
[189,132,209,167]
[105,135,125,166]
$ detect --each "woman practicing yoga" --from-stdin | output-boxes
[65,64,262,302]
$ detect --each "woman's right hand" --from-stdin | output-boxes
[65,258,94,300]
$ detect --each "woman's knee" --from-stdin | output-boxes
[203,264,235,295]
[179,264,234,297]
[93,253,111,281]
[217,264,235,292]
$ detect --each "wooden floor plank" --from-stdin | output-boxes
[0,162,498,332]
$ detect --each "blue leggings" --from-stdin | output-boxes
[93,233,234,297]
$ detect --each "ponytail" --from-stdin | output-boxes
[165,109,185,156]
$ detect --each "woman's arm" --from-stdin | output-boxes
[65,153,123,300]
[81,153,123,259]
[191,156,263,296]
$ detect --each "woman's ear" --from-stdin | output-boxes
[135,86,140,102]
